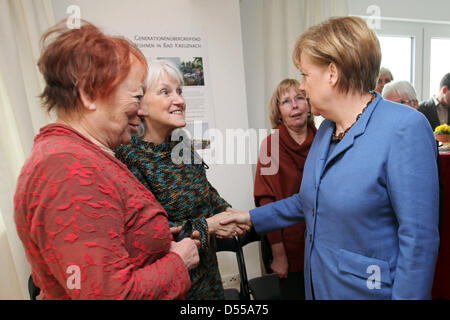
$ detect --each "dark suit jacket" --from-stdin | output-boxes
[419,99,445,250]
[419,97,450,130]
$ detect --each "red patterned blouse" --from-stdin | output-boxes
[14,124,190,299]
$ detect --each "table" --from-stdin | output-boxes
[432,152,450,299]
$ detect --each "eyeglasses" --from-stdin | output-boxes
[399,99,415,105]
[280,95,305,106]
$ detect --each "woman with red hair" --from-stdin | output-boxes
[14,20,199,300]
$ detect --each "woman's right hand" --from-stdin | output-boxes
[206,211,250,238]
[170,238,200,270]
[219,208,253,227]
[270,242,289,278]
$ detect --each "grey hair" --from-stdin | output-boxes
[147,59,184,89]
[382,80,417,100]
[135,59,185,139]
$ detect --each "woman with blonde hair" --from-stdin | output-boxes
[375,67,394,93]
[222,16,439,299]
[254,78,316,299]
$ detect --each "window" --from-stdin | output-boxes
[428,38,450,97]
[374,20,423,98]
[371,19,450,101]
[422,23,450,98]
[378,35,413,83]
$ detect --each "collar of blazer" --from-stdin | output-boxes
[314,92,382,182]
[432,96,440,107]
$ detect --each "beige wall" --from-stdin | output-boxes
[52,0,261,283]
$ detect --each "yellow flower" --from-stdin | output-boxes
[434,124,450,134]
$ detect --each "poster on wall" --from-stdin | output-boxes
[113,28,215,150]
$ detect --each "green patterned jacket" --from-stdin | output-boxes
[116,136,230,300]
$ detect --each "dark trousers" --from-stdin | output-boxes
[278,271,305,300]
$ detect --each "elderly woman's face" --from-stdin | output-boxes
[278,86,309,131]
[143,71,186,132]
[376,73,392,93]
[94,58,146,149]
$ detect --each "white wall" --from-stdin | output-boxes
[0,213,23,299]
[240,0,270,133]
[51,0,261,283]
[348,0,450,22]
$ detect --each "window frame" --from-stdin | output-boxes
[423,24,450,98]
[357,16,450,101]
[375,20,424,99]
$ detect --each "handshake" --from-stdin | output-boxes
[169,208,252,270]
[208,207,253,239]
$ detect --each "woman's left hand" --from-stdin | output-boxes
[170,226,200,241]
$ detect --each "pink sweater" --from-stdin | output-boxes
[14,124,190,299]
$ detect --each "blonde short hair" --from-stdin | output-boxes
[292,16,381,94]
[269,78,314,129]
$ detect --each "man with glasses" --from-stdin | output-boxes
[381,80,419,110]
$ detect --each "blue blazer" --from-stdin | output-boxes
[250,93,440,299]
